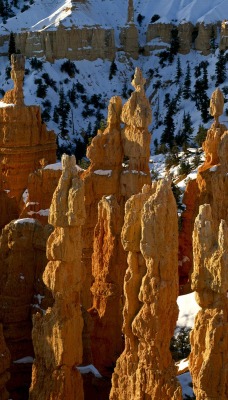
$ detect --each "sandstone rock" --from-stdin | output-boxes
[119,24,139,59]
[29,155,85,400]
[195,23,216,55]
[209,87,224,127]
[19,164,62,225]
[16,26,116,62]
[87,70,152,375]
[0,218,52,399]
[0,324,10,400]
[120,67,152,199]
[178,89,228,291]
[0,54,56,207]
[3,54,25,105]
[81,95,123,311]
[189,204,228,399]
[220,20,228,51]
[110,180,182,400]
[89,195,125,375]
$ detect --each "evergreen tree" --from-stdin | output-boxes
[183,62,191,99]
[0,0,5,16]
[8,31,16,62]
[215,51,226,86]
[175,112,193,147]
[58,87,70,138]
[202,64,208,91]
[109,60,117,80]
[175,57,182,83]
[160,103,175,148]
[168,27,180,63]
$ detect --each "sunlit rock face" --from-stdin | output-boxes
[110,180,182,400]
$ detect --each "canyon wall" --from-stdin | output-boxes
[0,21,222,62]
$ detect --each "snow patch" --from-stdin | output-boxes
[93,169,112,177]
[13,356,34,364]
[77,364,102,378]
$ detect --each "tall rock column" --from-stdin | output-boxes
[89,69,153,374]
[189,204,228,400]
[29,155,86,400]
[110,180,182,400]
[81,96,123,311]
[120,67,152,199]
[0,54,56,205]
[178,88,227,291]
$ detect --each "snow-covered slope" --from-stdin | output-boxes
[1,0,228,35]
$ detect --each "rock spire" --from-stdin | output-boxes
[189,204,228,399]
[110,180,182,399]
[29,155,85,400]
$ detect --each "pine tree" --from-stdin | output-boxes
[58,87,70,138]
[109,60,117,80]
[8,31,16,62]
[160,104,175,148]
[168,27,180,63]
[215,51,226,86]
[183,62,191,99]
[0,0,5,16]
[175,57,182,83]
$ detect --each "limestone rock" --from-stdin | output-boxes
[0,218,52,399]
[0,324,10,400]
[119,24,139,59]
[189,204,228,399]
[209,87,224,127]
[29,155,85,400]
[0,54,56,207]
[110,180,182,400]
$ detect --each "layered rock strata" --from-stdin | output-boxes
[15,26,116,62]
[0,54,56,206]
[0,218,52,399]
[110,180,182,400]
[189,204,228,399]
[29,155,85,400]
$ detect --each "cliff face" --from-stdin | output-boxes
[189,204,228,399]
[110,180,182,400]
[0,218,52,400]
[29,155,85,400]
[0,54,56,207]
[9,20,221,61]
